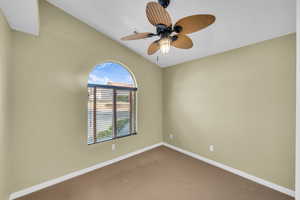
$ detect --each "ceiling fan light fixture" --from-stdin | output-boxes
[121,1,216,56]
[159,37,171,55]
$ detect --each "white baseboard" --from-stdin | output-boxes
[9,142,294,199]
[9,142,163,200]
[162,142,295,197]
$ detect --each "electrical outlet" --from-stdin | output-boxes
[169,134,174,140]
[209,145,214,152]
[112,144,116,151]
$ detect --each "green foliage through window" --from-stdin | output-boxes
[97,118,129,140]
[116,95,129,102]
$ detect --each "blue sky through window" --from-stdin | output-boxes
[88,62,134,86]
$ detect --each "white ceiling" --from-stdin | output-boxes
[0,0,39,35]
[1,0,296,67]
[46,0,296,67]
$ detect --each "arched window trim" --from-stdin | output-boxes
[87,61,138,145]
[89,60,138,88]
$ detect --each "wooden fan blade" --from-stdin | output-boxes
[175,15,216,34]
[171,34,193,49]
[121,32,153,40]
[146,2,172,27]
[148,40,160,55]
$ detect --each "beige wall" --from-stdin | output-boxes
[163,34,296,190]
[10,1,162,192]
[6,0,295,195]
[297,1,300,197]
[295,0,300,199]
[0,9,12,200]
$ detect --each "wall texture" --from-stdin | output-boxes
[0,9,12,200]
[7,0,296,196]
[297,1,300,197]
[163,34,296,190]
[10,1,162,192]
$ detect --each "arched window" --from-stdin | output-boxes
[87,62,137,145]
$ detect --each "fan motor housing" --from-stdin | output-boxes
[156,24,172,37]
[173,25,183,33]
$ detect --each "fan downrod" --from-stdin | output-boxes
[158,0,170,8]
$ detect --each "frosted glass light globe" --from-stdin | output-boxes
[159,37,171,55]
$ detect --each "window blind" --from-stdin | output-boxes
[88,85,137,145]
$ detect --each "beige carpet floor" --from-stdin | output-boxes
[17,146,294,200]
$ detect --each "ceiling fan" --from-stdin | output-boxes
[121,0,216,55]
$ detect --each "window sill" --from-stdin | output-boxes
[88,133,137,145]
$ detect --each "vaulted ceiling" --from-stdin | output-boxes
[0,0,39,35]
[1,0,296,67]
